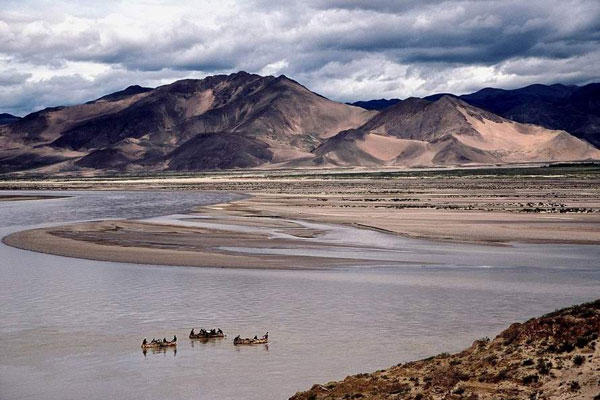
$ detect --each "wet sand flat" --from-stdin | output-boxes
[227,194,600,245]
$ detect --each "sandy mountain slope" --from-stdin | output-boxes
[457,83,600,147]
[357,83,600,147]
[315,96,600,167]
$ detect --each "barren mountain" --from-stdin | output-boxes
[315,96,600,167]
[355,83,600,147]
[458,83,600,147]
[0,73,598,174]
[348,98,401,111]
[0,72,374,173]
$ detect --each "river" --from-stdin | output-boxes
[1,190,598,400]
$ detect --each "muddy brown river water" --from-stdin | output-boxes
[1,190,599,400]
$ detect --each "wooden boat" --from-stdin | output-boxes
[189,329,225,339]
[141,340,177,349]
[233,335,268,345]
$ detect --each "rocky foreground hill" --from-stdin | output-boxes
[291,300,600,400]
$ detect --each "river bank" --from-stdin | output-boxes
[291,299,600,400]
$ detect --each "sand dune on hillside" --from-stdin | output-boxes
[316,97,600,167]
[458,110,600,162]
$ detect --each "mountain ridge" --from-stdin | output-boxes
[354,82,600,147]
[1,73,598,174]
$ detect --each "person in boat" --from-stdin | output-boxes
[253,335,258,340]
[163,337,167,344]
[190,328,195,336]
[172,335,177,342]
[217,328,223,335]
[263,332,268,340]
[142,337,147,346]
[234,335,240,341]
[210,328,216,335]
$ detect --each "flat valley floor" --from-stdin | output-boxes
[3,165,600,269]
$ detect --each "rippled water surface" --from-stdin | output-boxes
[1,190,599,400]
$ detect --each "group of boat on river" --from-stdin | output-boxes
[141,328,269,348]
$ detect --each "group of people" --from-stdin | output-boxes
[234,332,268,341]
[143,330,269,347]
[190,327,223,336]
[142,335,177,346]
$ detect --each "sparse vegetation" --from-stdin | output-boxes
[569,380,580,391]
[522,374,539,385]
[291,300,599,400]
[573,355,585,366]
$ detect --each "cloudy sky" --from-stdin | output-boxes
[1,0,599,115]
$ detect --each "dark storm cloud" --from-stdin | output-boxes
[0,0,599,115]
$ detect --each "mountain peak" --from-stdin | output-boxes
[91,84,153,103]
[349,98,402,111]
[0,113,21,125]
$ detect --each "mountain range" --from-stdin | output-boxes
[351,83,600,147]
[1,72,598,174]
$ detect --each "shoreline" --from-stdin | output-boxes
[0,194,69,202]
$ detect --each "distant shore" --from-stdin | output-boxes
[0,194,68,202]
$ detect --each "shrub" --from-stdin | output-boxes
[522,374,539,385]
[557,342,574,353]
[536,358,551,375]
[569,381,580,391]
[522,358,534,366]
[576,336,590,348]
[496,368,510,381]
[573,355,585,366]
[453,386,465,395]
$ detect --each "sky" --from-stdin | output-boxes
[1,0,599,115]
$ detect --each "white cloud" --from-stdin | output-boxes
[0,0,598,115]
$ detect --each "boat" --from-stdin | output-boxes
[141,338,177,349]
[233,332,269,345]
[189,328,225,339]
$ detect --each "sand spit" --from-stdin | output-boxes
[2,212,383,270]
[290,299,600,400]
